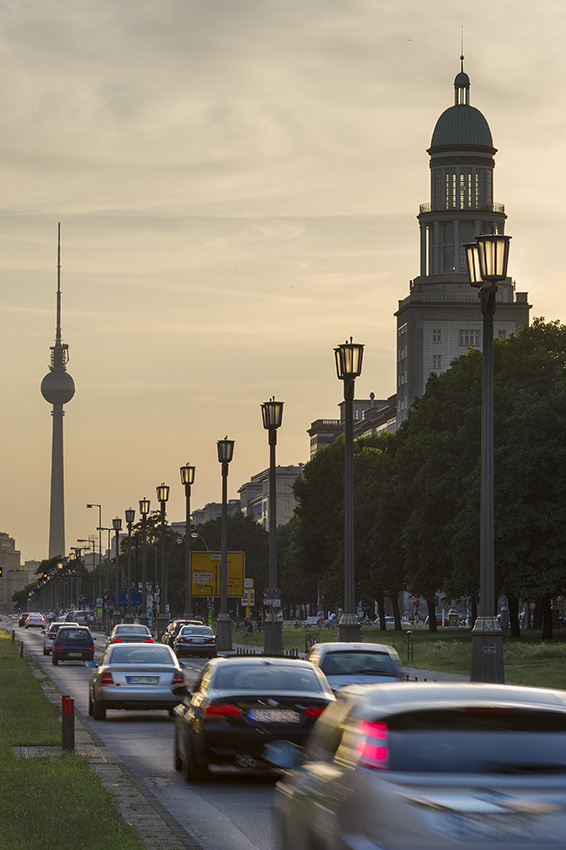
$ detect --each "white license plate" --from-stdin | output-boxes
[126,676,159,684]
[439,811,562,841]
[68,652,82,657]
[247,709,300,723]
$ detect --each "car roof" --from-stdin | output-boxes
[310,642,399,655]
[337,681,566,716]
[208,656,318,671]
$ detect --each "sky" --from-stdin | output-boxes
[2,0,566,564]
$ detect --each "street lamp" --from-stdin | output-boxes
[465,232,511,683]
[191,532,209,551]
[139,498,151,625]
[77,538,96,613]
[87,503,102,617]
[112,517,122,625]
[334,337,364,642]
[125,508,136,621]
[261,397,284,655]
[217,437,235,651]
[180,463,196,618]
[156,483,170,635]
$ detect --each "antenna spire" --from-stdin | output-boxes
[460,26,464,71]
[56,222,62,345]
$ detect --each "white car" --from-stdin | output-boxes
[307,642,403,692]
[24,613,46,629]
[267,681,566,850]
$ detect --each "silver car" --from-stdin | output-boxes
[307,642,403,691]
[88,642,185,720]
[106,623,154,646]
[267,681,566,849]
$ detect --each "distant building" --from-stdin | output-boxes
[0,533,38,613]
[239,464,304,528]
[308,394,396,456]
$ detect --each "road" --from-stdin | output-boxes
[20,626,279,850]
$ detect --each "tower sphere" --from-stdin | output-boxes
[41,370,76,405]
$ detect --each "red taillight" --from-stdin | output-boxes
[304,706,325,718]
[112,638,121,642]
[144,638,153,643]
[171,672,184,685]
[355,721,389,770]
[100,672,114,685]
[206,638,215,644]
[203,703,240,718]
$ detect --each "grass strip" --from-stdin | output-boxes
[0,631,146,850]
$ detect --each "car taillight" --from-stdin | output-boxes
[171,672,184,685]
[304,706,326,718]
[355,721,389,769]
[206,638,215,644]
[144,638,153,643]
[100,672,114,685]
[203,703,240,718]
[112,638,122,642]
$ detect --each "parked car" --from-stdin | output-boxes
[266,681,566,850]
[52,625,94,665]
[43,621,78,655]
[88,642,185,720]
[173,625,217,658]
[106,623,153,646]
[306,642,403,692]
[173,655,334,781]
[24,613,46,629]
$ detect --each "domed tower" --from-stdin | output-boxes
[41,224,75,559]
[395,58,530,426]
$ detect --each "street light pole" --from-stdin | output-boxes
[217,437,234,651]
[112,517,122,625]
[156,484,170,636]
[180,463,196,618]
[261,397,284,655]
[87,504,102,618]
[125,508,135,621]
[139,499,150,625]
[335,338,364,642]
[465,232,511,683]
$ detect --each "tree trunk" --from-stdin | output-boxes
[532,601,542,630]
[426,597,438,633]
[508,594,521,639]
[470,596,478,627]
[390,594,402,630]
[541,596,553,640]
[376,593,387,631]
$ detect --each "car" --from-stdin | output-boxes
[18,612,31,627]
[306,642,403,692]
[43,621,78,655]
[173,655,335,781]
[266,681,566,850]
[24,613,46,629]
[106,623,153,646]
[88,642,185,720]
[52,625,94,665]
[373,616,396,628]
[162,619,203,646]
[173,624,217,658]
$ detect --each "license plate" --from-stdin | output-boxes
[68,652,82,657]
[439,811,562,841]
[126,676,159,684]
[247,709,300,723]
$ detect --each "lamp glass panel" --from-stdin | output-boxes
[125,508,135,524]
[476,234,511,281]
[217,439,235,463]
[464,242,483,287]
[156,484,170,502]
[261,400,284,429]
[139,498,150,516]
[112,517,122,531]
[180,465,195,486]
[335,342,364,379]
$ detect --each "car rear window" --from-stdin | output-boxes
[115,626,150,635]
[109,645,174,665]
[58,628,90,642]
[214,664,324,692]
[350,707,566,773]
[320,651,398,677]
[178,626,213,636]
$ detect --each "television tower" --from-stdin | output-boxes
[41,224,76,559]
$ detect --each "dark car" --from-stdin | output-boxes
[173,625,217,658]
[162,619,202,646]
[52,626,94,665]
[173,656,334,781]
[18,613,31,627]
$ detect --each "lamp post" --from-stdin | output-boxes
[77,538,96,612]
[465,232,511,683]
[335,338,364,642]
[180,463,196,618]
[125,508,136,621]
[261,397,284,655]
[156,483,170,635]
[112,517,122,625]
[139,498,150,625]
[87,503,102,618]
[217,437,235,651]
[70,548,82,609]
[191,532,209,551]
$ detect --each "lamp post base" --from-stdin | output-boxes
[157,615,169,642]
[112,610,122,626]
[470,617,505,683]
[217,614,233,652]
[264,617,283,656]
[338,615,361,643]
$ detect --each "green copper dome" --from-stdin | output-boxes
[430,103,493,149]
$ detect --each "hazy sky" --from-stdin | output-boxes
[2,0,566,564]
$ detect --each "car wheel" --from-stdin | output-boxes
[52,656,58,666]
[92,699,106,721]
[182,728,208,782]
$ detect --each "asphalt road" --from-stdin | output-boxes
[20,626,279,850]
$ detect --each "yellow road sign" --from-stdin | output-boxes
[190,552,245,597]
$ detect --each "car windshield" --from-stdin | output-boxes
[108,645,175,665]
[351,707,566,773]
[214,664,324,692]
[321,651,397,677]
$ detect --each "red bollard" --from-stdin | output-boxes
[61,696,75,751]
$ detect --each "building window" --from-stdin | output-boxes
[459,329,480,347]
[433,329,442,343]
[498,329,507,339]
[432,354,442,370]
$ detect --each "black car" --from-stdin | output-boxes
[162,619,203,647]
[52,626,95,665]
[173,656,334,781]
[173,625,217,658]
